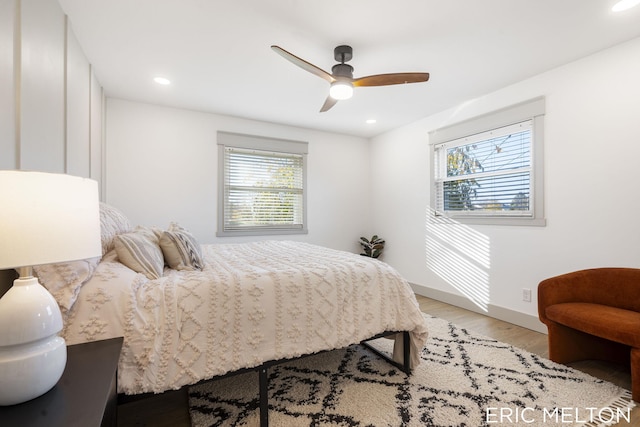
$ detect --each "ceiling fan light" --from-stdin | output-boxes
[329,81,353,100]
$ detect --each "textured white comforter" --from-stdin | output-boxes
[61,241,428,395]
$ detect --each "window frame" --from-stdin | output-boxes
[429,97,546,226]
[217,131,308,237]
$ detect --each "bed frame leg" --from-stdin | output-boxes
[360,331,412,375]
[259,366,269,427]
[402,331,411,374]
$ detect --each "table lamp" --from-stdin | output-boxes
[0,171,101,406]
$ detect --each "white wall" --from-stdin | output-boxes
[66,24,91,177]
[370,36,640,331]
[105,98,371,253]
[0,0,103,182]
[19,0,66,172]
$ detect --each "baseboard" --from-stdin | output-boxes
[411,283,547,334]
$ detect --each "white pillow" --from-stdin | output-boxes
[100,203,132,256]
[159,222,203,271]
[114,227,164,279]
[34,257,101,312]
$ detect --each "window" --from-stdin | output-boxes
[430,97,545,226]
[217,131,308,236]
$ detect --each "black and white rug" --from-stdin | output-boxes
[188,315,634,426]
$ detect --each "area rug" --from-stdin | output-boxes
[188,315,634,426]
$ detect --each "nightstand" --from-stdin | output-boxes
[0,337,123,427]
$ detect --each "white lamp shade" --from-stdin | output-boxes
[0,171,102,269]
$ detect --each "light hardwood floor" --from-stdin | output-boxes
[117,295,638,426]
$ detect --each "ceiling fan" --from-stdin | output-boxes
[271,45,430,112]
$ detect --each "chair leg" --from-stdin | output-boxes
[547,323,597,363]
[547,322,629,365]
[631,348,640,402]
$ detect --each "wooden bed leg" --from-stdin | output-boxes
[259,366,269,427]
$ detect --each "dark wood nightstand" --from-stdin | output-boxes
[0,337,123,427]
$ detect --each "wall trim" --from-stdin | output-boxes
[63,13,68,173]
[411,282,547,334]
[13,0,21,168]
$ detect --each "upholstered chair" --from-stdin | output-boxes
[538,268,640,401]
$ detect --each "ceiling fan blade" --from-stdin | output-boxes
[320,96,338,112]
[353,72,430,87]
[271,45,335,83]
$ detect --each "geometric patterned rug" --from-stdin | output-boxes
[188,315,634,427]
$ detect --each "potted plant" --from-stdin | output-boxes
[359,235,385,258]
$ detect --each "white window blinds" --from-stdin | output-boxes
[224,147,304,230]
[434,120,533,217]
[217,132,308,236]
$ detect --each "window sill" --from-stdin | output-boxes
[434,215,546,227]
[216,228,309,237]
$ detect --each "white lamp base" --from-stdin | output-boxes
[0,336,66,405]
[0,276,67,406]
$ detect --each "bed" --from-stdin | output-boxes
[34,204,428,423]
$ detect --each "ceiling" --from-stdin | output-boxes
[58,0,640,138]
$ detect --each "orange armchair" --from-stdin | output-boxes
[538,268,640,401]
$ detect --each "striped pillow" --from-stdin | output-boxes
[114,228,164,279]
[159,223,203,271]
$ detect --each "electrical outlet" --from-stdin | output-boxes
[522,288,532,302]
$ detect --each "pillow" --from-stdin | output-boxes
[100,203,132,256]
[159,222,203,271]
[34,257,101,312]
[114,227,164,279]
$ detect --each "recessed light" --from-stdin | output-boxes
[153,77,171,85]
[612,0,640,12]
[366,119,377,124]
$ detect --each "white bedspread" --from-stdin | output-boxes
[61,241,428,395]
